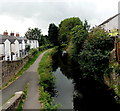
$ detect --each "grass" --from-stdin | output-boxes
[38,47,60,109]
[2,49,44,89]
[17,83,29,111]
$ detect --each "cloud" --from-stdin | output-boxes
[0,0,119,35]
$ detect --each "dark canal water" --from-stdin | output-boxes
[52,51,120,111]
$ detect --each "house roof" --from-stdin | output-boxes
[99,13,120,27]
[0,35,28,44]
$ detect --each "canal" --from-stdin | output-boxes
[52,51,120,111]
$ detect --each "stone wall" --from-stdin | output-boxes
[1,55,29,87]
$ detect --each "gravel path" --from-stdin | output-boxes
[2,51,47,109]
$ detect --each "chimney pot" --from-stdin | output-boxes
[16,33,19,37]
[3,31,8,36]
[10,32,14,36]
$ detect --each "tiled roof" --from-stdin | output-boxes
[0,35,28,44]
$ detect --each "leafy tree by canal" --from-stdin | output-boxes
[57,17,114,82]
[78,27,114,81]
[48,23,59,46]
[69,24,88,62]
[58,17,83,45]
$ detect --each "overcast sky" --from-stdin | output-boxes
[0,0,120,36]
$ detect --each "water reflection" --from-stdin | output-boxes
[54,68,74,109]
[52,51,120,111]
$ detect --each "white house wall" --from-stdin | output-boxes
[14,40,20,59]
[19,43,22,50]
[4,39,11,61]
[0,44,4,55]
[101,16,118,31]
[11,44,15,53]
[22,40,25,50]
[37,41,39,47]
[0,36,39,61]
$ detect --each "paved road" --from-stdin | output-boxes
[2,51,47,109]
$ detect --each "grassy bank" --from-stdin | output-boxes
[2,49,44,89]
[38,47,60,109]
[17,83,29,111]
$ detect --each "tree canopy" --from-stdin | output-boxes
[48,23,59,46]
[25,28,47,46]
[78,27,114,81]
[58,17,83,44]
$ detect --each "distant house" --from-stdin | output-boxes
[0,31,39,61]
[99,13,120,36]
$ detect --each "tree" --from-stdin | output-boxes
[48,23,59,46]
[78,27,114,81]
[84,19,90,31]
[25,28,43,46]
[58,17,83,45]
[69,24,88,61]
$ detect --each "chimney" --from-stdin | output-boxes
[3,31,8,36]
[16,33,20,37]
[10,32,14,36]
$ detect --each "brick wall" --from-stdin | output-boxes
[1,55,29,87]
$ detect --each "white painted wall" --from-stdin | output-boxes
[37,41,39,47]
[22,40,25,50]
[4,39,11,61]
[0,37,39,61]
[14,40,20,59]
[11,44,15,53]
[27,40,30,45]
[101,16,118,31]
[0,44,4,55]
[19,43,22,50]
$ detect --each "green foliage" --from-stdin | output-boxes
[69,24,88,61]
[48,23,59,46]
[25,28,48,46]
[39,87,60,110]
[78,27,114,81]
[38,44,53,51]
[29,48,38,56]
[17,83,29,110]
[38,49,55,90]
[38,48,60,109]
[41,35,50,45]
[25,45,30,52]
[58,17,83,44]
[84,19,90,31]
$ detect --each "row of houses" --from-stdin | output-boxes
[0,31,39,61]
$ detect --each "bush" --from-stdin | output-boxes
[78,27,114,81]
[29,48,38,56]
[38,44,53,51]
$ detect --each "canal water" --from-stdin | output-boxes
[52,51,120,111]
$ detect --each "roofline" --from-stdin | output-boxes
[99,13,120,27]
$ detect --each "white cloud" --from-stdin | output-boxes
[0,0,119,36]
[0,15,36,36]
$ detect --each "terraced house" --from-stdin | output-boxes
[0,31,39,61]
